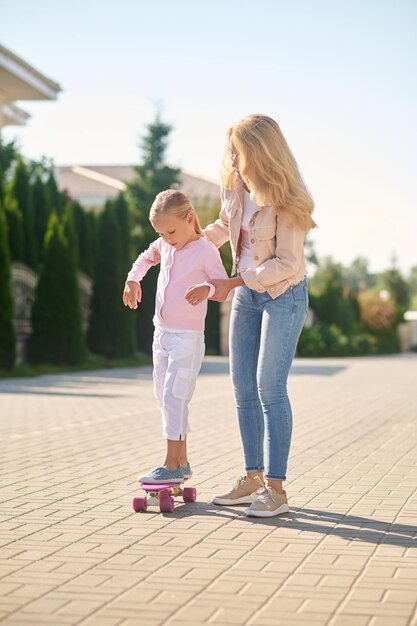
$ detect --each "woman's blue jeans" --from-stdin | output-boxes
[229,278,308,481]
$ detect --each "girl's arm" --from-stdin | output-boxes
[122,238,162,309]
[126,238,162,283]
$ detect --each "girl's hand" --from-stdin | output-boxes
[184,284,210,306]
[123,281,142,309]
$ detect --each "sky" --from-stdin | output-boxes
[1,0,416,275]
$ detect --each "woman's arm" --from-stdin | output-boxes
[184,240,230,305]
[208,276,244,302]
[203,188,230,248]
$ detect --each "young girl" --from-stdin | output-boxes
[123,189,228,484]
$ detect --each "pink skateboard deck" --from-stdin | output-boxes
[139,481,185,491]
[133,479,197,513]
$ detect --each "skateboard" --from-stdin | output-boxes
[132,480,197,513]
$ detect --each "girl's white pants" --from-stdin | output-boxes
[152,327,205,440]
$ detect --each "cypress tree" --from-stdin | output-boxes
[10,158,37,269]
[114,192,132,270]
[32,175,51,265]
[0,137,17,204]
[127,113,180,354]
[87,201,132,358]
[114,193,136,355]
[83,210,98,278]
[29,213,86,365]
[0,204,16,370]
[46,169,66,216]
[62,203,79,269]
[71,201,97,277]
[3,192,24,262]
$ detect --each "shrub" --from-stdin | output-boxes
[88,202,135,358]
[0,206,16,369]
[29,214,86,365]
[298,323,349,357]
[358,292,396,331]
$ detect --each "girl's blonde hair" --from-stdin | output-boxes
[149,189,204,236]
[222,114,316,231]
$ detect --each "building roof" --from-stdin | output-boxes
[0,45,61,100]
[0,44,61,128]
[55,165,220,209]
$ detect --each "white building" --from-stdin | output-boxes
[0,44,61,130]
[55,164,220,211]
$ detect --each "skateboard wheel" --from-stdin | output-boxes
[183,487,197,502]
[160,495,175,513]
[133,497,147,512]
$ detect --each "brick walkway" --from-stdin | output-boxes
[0,354,416,626]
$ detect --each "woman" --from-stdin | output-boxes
[187,114,316,517]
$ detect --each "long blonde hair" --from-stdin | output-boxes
[149,189,203,235]
[222,114,316,231]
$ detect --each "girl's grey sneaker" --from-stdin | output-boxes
[245,486,289,517]
[211,475,261,505]
[138,466,184,484]
[181,462,192,479]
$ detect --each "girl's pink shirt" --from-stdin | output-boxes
[126,236,228,331]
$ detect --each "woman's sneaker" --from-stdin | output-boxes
[181,462,193,479]
[211,475,261,505]
[138,466,184,484]
[245,486,289,517]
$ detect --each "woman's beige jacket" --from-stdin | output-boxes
[204,177,307,299]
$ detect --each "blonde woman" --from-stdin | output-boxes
[186,114,316,517]
[123,190,227,484]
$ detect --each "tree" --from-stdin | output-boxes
[0,140,24,262]
[380,264,410,310]
[311,258,360,335]
[304,233,319,267]
[32,174,52,265]
[10,158,37,269]
[62,202,79,269]
[3,193,24,262]
[0,205,16,369]
[29,214,86,365]
[114,193,136,352]
[127,114,180,354]
[344,257,376,292]
[87,201,134,358]
[0,137,17,204]
[45,169,66,215]
[408,265,417,309]
[71,201,97,277]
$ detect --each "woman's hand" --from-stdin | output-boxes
[184,284,210,306]
[208,277,244,302]
[123,281,142,309]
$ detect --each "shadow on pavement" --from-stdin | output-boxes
[159,503,416,548]
[200,360,347,377]
[0,360,346,393]
[0,388,123,398]
[0,369,153,396]
[290,365,347,376]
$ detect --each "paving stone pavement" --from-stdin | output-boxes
[0,353,416,626]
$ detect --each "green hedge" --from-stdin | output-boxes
[298,323,399,357]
